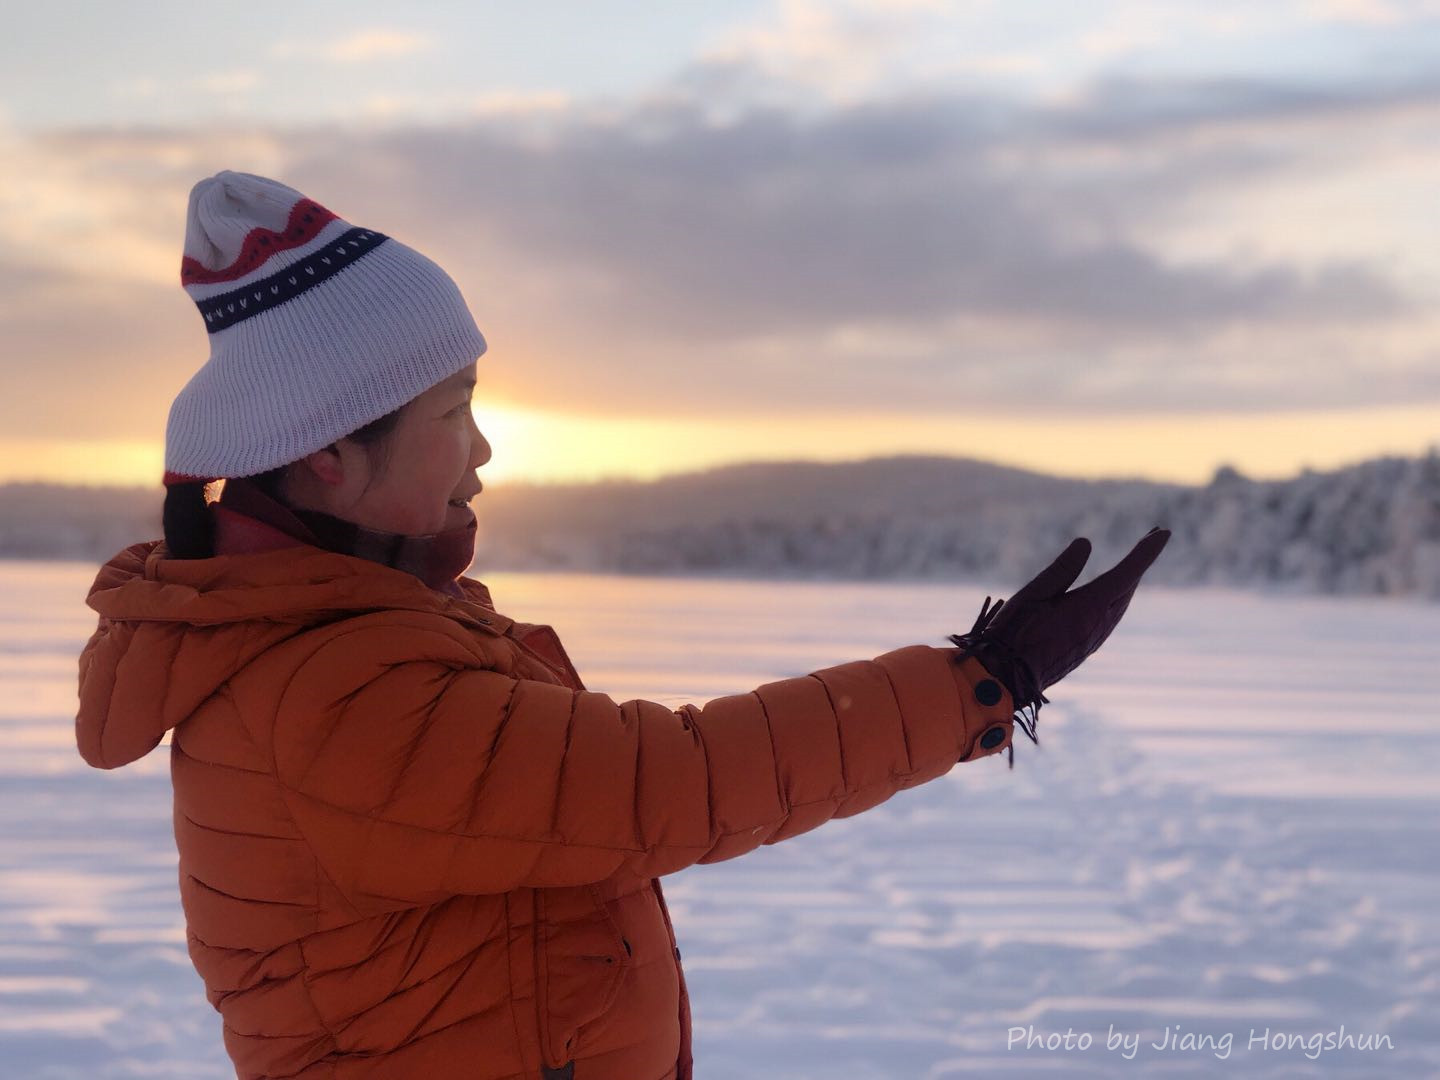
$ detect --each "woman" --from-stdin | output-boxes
[76,171,1168,1079]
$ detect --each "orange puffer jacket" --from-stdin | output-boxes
[75,540,1017,1080]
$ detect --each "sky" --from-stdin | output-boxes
[2,0,1439,488]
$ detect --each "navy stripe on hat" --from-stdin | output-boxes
[196,227,389,334]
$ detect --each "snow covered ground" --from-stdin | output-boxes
[2,559,1437,1078]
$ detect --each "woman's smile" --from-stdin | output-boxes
[445,479,483,526]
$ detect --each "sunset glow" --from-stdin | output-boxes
[7,401,1437,490]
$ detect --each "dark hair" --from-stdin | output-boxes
[162,405,405,559]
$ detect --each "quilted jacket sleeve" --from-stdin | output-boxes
[272,628,1018,908]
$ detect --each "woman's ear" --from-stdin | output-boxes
[298,442,347,487]
[285,438,374,513]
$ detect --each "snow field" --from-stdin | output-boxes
[1,563,1436,1077]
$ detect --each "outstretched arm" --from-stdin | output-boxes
[272,629,1016,911]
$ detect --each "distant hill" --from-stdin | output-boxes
[4,450,1438,599]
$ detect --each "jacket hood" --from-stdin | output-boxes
[75,538,515,770]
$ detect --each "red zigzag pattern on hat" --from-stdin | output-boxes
[180,199,339,286]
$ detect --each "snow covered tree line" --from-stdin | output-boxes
[590,450,1440,600]
[2,448,1438,600]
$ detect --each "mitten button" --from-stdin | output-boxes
[980,725,1006,750]
[974,678,1003,706]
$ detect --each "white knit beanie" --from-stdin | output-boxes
[162,170,487,486]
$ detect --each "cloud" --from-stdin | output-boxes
[1033,69,1440,143]
[470,90,573,117]
[0,125,288,287]
[196,69,260,95]
[1307,0,1440,23]
[270,29,434,64]
[240,77,1437,418]
[5,60,1440,450]
[698,0,969,104]
[286,76,1411,337]
[1,257,200,441]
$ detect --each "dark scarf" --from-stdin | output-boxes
[212,476,477,597]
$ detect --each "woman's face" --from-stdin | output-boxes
[293,361,490,536]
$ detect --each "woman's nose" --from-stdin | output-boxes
[469,418,492,469]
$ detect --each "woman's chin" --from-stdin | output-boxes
[443,503,476,530]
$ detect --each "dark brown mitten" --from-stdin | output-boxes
[949,526,1171,747]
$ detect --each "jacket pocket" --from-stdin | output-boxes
[533,885,631,1068]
